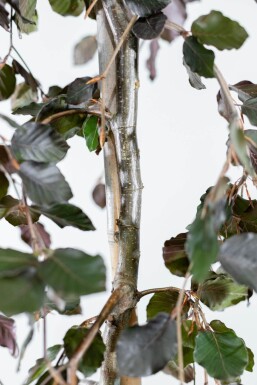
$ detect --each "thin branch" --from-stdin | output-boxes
[22,188,40,254]
[165,20,188,35]
[84,0,99,19]
[204,369,208,385]
[68,287,129,385]
[3,8,13,62]
[40,365,67,385]
[137,286,180,300]
[43,307,47,359]
[172,272,191,385]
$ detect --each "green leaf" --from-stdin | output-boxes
[0,271,45,315]
[163,361,194,383]
[0,113,21,129]
[31,203,95,231]
[246,347,255,372]
[38,248,106,298]
[242,97,257,126]
[146,290,189,320]
[116,313,177,377]
[219,233,257,292]
[194,320,248,380]
[183,36,214,78]
[0,171,9,199]
[0,195,19,219]
[51,114,85,139]
[64,326,105,377]
[163,233,190,277]
[26,344,63,385]
[11,83,37,111]
[48,0,84,16]
[36,95,68,122]
[19,161,73,206]
[83,115,99,152]
[67,77,97,105]
[230,118,253,174]
[11,122,69,163]
[0,64,16,101]
[229,81,257,103]
[191,11,248,50]
[5,205,40,226]
[124,0,172,17]
[197,272,249,311]
[183,58,206,90]
[15,0,37,34]
[13,102,44,116]
[0,248,38,277]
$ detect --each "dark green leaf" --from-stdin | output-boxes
[219,233,257,292]
[74,36,97,65]
[197,272,249,311]
[13,102,44,116]
[36,95,68,122]
[183,58,206,90]
[0,248,38,277]
[45,297,81,315]
[26,344,63,385]
[48,0,84,16]
[163,361,194,383]
[5,204,40,226]
[11,83,37,111]
[163,233,190,277]
[0,271,45,315]
[15,0,37,34]
[246,347,255,372]
[124,0,172,17]
[147,290,189,320]
[0,195,19,219]
[64,326,105,377]
[32,203,95,231]
[116,313,177,377]
[191,11,248,50]
[0,171,9,199]
[230,118,253,175]
[0,113,21,129]
[12,60,38,91]
[183,36,214,78]
[38,248,106,298]
[83,115,99,152]
[0,64,16,101]
[11,122,69,163]
[51,114,85,139]
[132,13,167,40]
[194,320,248,380]
[19,161,73,206]
[242,97,257,126]
[229,80,257,103]
[181,321,198,349]
[67,77,97,106]
[0,4,9,31]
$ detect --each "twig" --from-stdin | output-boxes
[40,107,112,125]
[84,0,99,19]
[22,188,40,254]
[204,369,208,385]
[3,8,13,63]
[68,287,129,385]
[44,363,67,385]
[165,20,189,35]
[172,272,190,385]
[137,286,180,300]
[43,307,47,359]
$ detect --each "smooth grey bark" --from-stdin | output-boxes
[97,1,142,384]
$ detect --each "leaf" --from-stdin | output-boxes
[161,0,187,43]
[0,271,45,315]
[116,313,177,377]
[11,83,38,112]
[241,97,257,126]
[67,77,97,106]
[132,12,167,40]
[0,195,19,219]
[15,0,37,34]
[183,36,214,78]
[19,161,73,206]
[163,233,190,277]
[219,233,257,292]
[0,113,21,129]
[31,203,95,231]
[17,323,34,371]
[147,290,181,320]
[5,203,40,226]
[13,102,44,117]
[229,80,257,103]
[74,36,97,65]
[163,362,194,383]
[0,3,10,31]
[197,272,249,311]
[20,223,51,248]
[183,58,206,90]
[25,344,62,385]
[48,0,84,16]
[92,183,106,208]
[0,64,16,101]
[12,60,39,91]
[0,171,9,199]
[191,11,248,50]
[146,39,160,81]
[64,326,105,377]
[229,118,253,175]
[0,248,38,277]
[36,95,68,122]
[5,0,35,23]
[83,115,99,152]
[51,114,85,139]
[11,122,69,163]
[194,320,248,380]
[0,315,17,356]
[124,0,172,17]
[45,297,81,316]
[38,248,106,298]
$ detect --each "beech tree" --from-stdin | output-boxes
[0,0,257,384]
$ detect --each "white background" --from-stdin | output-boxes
[0,0,257,384]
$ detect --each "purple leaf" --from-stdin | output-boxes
[162,0,187,42]
[0,315,18,356]
[146,39,160,81]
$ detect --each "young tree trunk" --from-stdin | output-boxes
[97,1,142,384]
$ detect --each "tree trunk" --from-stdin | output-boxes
[96,1,142,384]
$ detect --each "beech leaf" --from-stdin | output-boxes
[183,36,214,78]
[124,0,172,17]
[0,64,16,101]
[132,13,167,40]
[0,315,18,356]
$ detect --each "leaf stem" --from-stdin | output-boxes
[84,0,99,19]
[22,187,40,254]
[137,286,180,300]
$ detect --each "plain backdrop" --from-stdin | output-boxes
[0,0,257,384]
